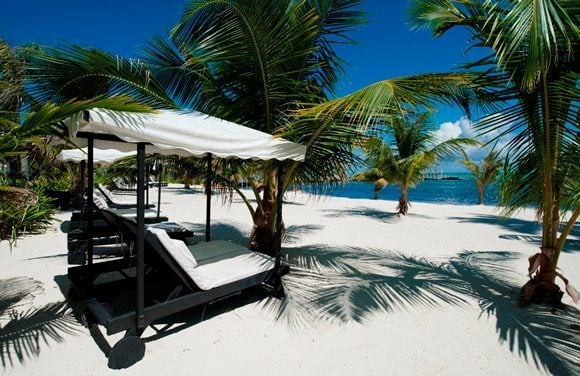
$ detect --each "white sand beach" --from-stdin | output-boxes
[0,185,578,376]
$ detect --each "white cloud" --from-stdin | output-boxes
[433,116,475,143]
[434,121,462,142]
[434,116,511,162]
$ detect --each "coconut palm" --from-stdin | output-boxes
[363,111,476,215]
[25,0,369,255]
[461,146,503,205]
[25,1,486,254]
[409,0,579,305]
[148,0,372,254]
[351,168,387,199]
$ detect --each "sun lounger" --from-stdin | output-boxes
[93,192,168,223]
[148,176,168,187]
[100,209,194,249]
[66,194,168,265]
[146,228,275,291]
[67,223,278,347]
[97,184,155,209]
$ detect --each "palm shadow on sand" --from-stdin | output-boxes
[449,213,541,235]
[499,234,580,254]
[452,213,579,254]
[323,207,399,222]
[0,277,80,368]
[49,217,578,374]
[285,224,325,243]
[262,246,579,376]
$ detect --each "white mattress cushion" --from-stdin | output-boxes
[92,192,109,209]
[186,240,275,290]
[148,227,197,273]
[148,229,275,291]
[112,208,163,218]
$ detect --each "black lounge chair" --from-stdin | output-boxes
[66,193,168,265]
[97,184,155,209]
[92,192,168,223]
[68,225,278,368]
[100,209,194,250]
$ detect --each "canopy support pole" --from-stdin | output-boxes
[205,153,212,242]
[156,161,163,220]
[273,161,286,297]
[87,136,94,266]
[136,143,146,330]
[79,160,86,217]
[146,166,150,207]
[274,162,285,264]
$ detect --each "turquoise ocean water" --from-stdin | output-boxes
[307,173,499,206]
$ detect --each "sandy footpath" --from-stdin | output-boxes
[0,185,578,375]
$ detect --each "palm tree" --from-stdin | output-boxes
[363,111,476,215]
[409,0,579,305]
[147,0,371,254]
[25,1,484,254]
[461,146,503,205]
[26,0,369,255]
[0,39,28,170]
[351,168,386,199]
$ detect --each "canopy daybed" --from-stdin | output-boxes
[59,147,165,265]
[62,108,306,368]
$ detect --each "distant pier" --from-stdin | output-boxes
[424,172,463,180]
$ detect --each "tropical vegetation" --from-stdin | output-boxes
[409,0,579,305]
[6,0,575,310]
[23,0,479,254]
[0,37,153,246]
[356,111,476,215]
[461,146,503,205]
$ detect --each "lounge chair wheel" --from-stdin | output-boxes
[108,335,146,369]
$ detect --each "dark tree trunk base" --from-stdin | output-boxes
[519,279,564,308]
[249,222,284,257]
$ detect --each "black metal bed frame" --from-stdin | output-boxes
[68,125,287,368]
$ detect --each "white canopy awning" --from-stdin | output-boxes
[64,109,306,161]
[59,147,136,164]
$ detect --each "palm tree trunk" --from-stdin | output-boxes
[520,73,563,306]
[397,187,409,215]
[539,72,557,282]
[248,177,282,256]
[477,183,484,205]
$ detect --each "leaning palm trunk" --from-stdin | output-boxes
[519,75,579,306]
[476,182,485,205]
[397,188,409,216]
[522,206,580,306]
[249,184,282,256]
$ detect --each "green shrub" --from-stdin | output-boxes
[0,188,55,249]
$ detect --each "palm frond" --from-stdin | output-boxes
[26,44,175,109]
[0,302,79,368]
[298,73,478,130]
[263,247,580,374]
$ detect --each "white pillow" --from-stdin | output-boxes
[92,193,108,209]
[148,228,197,272]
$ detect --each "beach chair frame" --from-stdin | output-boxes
[67,124,289,366]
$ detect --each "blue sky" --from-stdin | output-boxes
[1,0,483,170]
